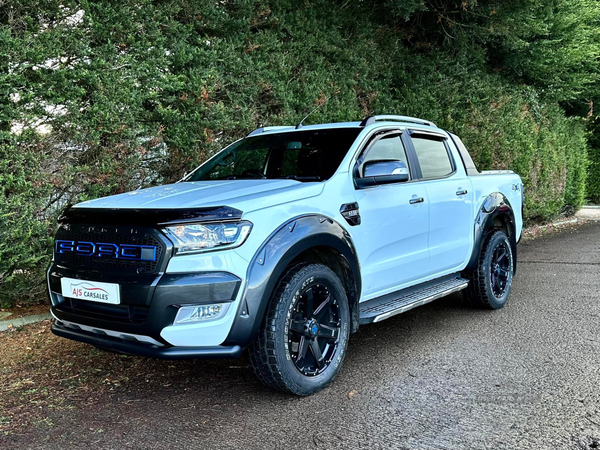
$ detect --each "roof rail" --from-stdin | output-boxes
[360,115,437,128]
[247,126,295,137]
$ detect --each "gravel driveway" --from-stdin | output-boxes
[2,222,600,450]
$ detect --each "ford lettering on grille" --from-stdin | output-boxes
[55,240,157,261]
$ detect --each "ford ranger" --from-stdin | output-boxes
[48,115,524,395]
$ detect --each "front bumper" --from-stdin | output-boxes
[48,262,243,348]
[51,319,242,359]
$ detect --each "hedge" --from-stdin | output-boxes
[586,117,600,203]
[0,0,592,306]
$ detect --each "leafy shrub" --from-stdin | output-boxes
[586,117,600,204]
[0,0,592,306]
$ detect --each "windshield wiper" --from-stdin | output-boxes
[278,175,321,181]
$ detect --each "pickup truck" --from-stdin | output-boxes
[48,115,524,395]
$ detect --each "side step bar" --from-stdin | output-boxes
[359,274,469,324]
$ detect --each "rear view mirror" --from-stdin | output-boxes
[217,152,235,167]
[355,160,409,188]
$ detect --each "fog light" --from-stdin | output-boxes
[174,303,229,324]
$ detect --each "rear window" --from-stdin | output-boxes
[411,136,454,178]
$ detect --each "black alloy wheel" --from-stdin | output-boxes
[490,240,511,298]
[463,230,514,309]
[249,263,350,395]
[287,283,341,376]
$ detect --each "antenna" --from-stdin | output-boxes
[295,96,331,129]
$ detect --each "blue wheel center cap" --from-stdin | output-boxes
[311,324,319,335]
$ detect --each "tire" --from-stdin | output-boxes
[249,263,350,396]
[463,230,514,309]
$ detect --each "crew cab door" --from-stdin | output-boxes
[407,130,474,274]
[352,130,430,300]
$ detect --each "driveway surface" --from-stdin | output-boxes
[2,222,600,450]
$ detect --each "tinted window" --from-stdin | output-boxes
[361,135,410,178]
[412,136,453,178]
[201,147,270,181]
[188,128,361,182]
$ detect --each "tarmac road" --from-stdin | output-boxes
[5,222,600,450]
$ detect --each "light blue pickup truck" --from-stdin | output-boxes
[48,115,524,395]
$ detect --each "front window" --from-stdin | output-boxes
[359,134,410,179]
[186,128,361,182]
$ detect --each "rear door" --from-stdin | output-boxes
[407,130,474,275]
[353,130,430,300]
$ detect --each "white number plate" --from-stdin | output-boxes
[60,277,120,304]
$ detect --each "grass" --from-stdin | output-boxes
[0,320,252,436]
[0,321,131,434]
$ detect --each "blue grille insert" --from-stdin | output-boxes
[55,240,157,261]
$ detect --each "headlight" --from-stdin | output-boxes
[162,221,252,254]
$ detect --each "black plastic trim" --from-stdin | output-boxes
[355,173,410,189]
[401,133,422,179]
[49,266,241,344]
[59,206,243,226]
[223,215,361,347]
[53,223,173,275]
[464,192,518,274]
[340,203,361,226]
[152,272,241,306]
[51,320,242,359]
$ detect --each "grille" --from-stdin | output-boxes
[57,297,150,324]
[54,224,167,274]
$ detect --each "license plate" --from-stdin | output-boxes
[60,277,120,304]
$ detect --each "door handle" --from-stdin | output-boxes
[409,197,424,204]
[456,189,468,196]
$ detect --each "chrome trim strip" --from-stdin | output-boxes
[50,308,60,321]
[47,265,57,306]
[373,282,469,323]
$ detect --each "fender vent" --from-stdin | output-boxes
[340,203,361,226]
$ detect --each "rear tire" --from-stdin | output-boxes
[463,230,514,309]
[249,263,350,396]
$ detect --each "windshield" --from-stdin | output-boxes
[186,128,361,182]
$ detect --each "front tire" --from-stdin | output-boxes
[249,263,350,396]
[463,230,514,309]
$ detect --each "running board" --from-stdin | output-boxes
[359,274,469,324]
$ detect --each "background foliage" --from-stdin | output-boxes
[586,117,600,203]
[1,0,599,306]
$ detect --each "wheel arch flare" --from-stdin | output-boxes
[465,192,517,274]
[223,215,361,347]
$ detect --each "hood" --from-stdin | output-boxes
[74,179,324,213]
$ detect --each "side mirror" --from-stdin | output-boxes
[355,160,409,188]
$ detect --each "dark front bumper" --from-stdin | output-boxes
[48,263,242,345]
[51,320,242,359]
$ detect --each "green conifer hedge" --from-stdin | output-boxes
[1,0,597,306]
